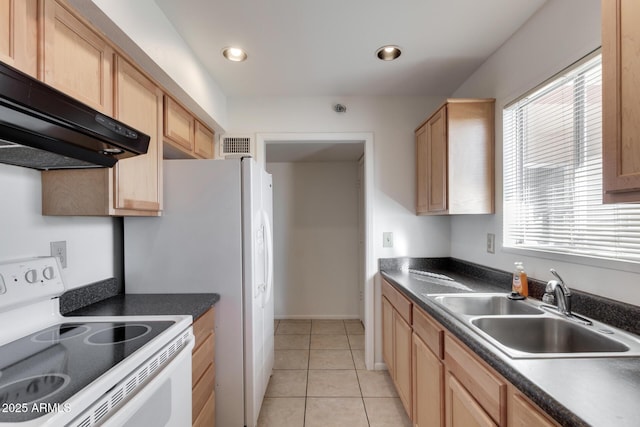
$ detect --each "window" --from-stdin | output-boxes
[503,53,640,263]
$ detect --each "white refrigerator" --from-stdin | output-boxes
[124,157,274,427]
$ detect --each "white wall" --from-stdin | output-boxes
[67,0,228,132]
[228,96,452,259]
[449,0,640,306]
[268,162,360,319]
[0,164,118,289]
[228,95,452,364]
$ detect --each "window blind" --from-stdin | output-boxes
[503,54,640,263]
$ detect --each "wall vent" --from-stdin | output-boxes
[219,134,255,159]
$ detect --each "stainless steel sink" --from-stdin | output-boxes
[428,292,640,358]
[471,316,634,357]
[432,294,544,316]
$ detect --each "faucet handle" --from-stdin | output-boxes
[550,268,565,285]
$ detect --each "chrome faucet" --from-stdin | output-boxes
[544,269,572,316]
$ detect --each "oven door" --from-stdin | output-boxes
[101,339,193,427]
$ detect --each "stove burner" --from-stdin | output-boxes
[85,324,151,345]
[31,324,90,343]
[0,374,70,405]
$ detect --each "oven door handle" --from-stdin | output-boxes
[99,336,195,427]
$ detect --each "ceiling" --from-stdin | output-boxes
[154,0,546,97]
[266,142,364,163]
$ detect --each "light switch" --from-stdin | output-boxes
[383,232,393,248]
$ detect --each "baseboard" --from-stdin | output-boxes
[275,315,361,320]
[374,362,388,371]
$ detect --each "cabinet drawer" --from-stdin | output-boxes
[193,332,214,385]
[382,279,412,324]
[413,305,444,359]
[444,334,506,426]
[193,363,215,423]
[193,307,215,350]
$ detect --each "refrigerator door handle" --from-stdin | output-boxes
[262,209,274,307]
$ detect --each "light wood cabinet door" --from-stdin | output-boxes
[394,311,412,418]
[415,99,494,215]
[0,0,37,76]
[42,0,113,114]
[508,391,556,427]
[416,125,429,214]
[446,373,497,427]
[602,0,640,203]
[195,121,215,159]
[413,333,444,427]
[113,56,163,213]
[193,307,215,427]
[164,95,195,152]
[382,296,394,377]
[427,106,448,213]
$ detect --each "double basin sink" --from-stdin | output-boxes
[428,293,640,358]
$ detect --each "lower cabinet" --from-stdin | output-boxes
[444,334,506,426]
[508,388,557,427]
[412,332,444,427]
[382,296,395,378]
[192,307,215,427]
[382,280,414,418]
[393,310,413,415]
[381,279,560,427]
[382,295,413,416]
[446,373,497,427]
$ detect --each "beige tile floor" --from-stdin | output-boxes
[258,319,412,427]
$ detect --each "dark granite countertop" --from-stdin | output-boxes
[381,259,640,427]
[65,293,219,321]
[59,278,219,321]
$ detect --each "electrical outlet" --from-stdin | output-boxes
[383,232,393,248]
[50,241,67,268]
[486,233,495,254]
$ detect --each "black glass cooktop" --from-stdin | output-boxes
[0,321,173,422]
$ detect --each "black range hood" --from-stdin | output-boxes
[0,61,150,170]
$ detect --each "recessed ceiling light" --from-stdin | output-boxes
[222,47,247,62]
[376,45,401,61]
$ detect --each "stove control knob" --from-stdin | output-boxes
[25,269,38,284]
[43,266,55,280]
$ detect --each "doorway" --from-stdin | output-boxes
[257,133,375,370]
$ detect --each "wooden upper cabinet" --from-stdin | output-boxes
[113,56,163,213]
[416,99,495,215]
[416,125,429,213]
[164,96,195,153]
[0,0,37,76]
[602,0,640,203]
[194,121,215,159]
[163,95,215,159]
[426,106,448,213]
[42,56,163,216]
[42,0,113,114]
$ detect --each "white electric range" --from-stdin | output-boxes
[0,257,194,426]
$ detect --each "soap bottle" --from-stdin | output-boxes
[512,262,529,297]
